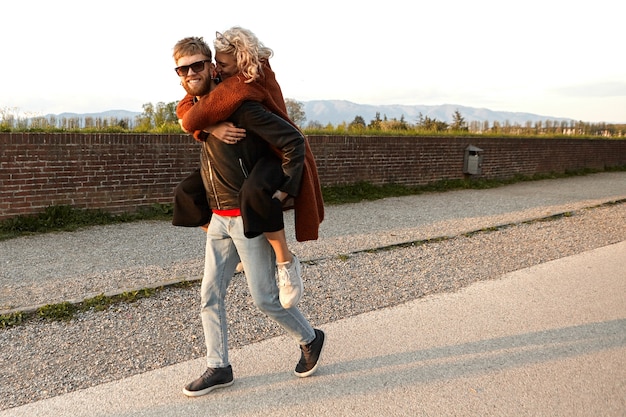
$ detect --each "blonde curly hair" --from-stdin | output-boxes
[214,27,273,83]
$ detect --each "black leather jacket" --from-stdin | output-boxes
[199,101,305,211]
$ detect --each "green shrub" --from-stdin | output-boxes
[37,302,76,321]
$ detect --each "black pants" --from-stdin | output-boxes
[172,156,285,238]
[239,155,285,238]
[171,168,211,227]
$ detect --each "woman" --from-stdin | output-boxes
[177,27,324,308]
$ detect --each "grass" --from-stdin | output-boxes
[0,166,626,241]
[1,167,623,242]
[0,280,197,328]
[321,166,624,205]
[1,165,624,328]
[0,203,173,241]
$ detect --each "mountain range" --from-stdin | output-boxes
[51,100,573,127]
[301,100,573,126]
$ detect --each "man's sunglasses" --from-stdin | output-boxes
[175,60,211,77]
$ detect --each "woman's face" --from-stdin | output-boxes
[214,52,238,80]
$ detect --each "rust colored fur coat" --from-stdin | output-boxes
[177,62,324,242]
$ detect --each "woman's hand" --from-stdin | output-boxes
[204,122,246,144]
[272,190,288,201]
[178,119,190,133]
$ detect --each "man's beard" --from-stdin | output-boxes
[182,78,211,96]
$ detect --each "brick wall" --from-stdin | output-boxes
[0,133,201,219]
[308,135,626,186]
[1,132,624,220]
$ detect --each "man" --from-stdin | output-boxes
[172,36,325,397]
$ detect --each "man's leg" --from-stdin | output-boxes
[183,214,239,397]
[231,216,314,342]
[199,214,240,367]
[232,216,323,376]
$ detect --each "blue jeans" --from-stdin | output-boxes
[200,214,316,368]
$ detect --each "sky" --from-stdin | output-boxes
[1,0,624,123]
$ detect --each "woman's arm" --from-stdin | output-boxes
[181,77,266,133]
[177,93,246,143]
[204,122,246,144]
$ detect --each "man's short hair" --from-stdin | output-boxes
[173,37,212,62]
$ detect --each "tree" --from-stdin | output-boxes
[153,102,171,128]
[0,106,18,129]
[285,98,306,127]
[450,109,468,131]
[135,101,179,132]
[381,115,410,131]
[165,102,178,123]
[135,103,155,131]
[368,112,382,130]
[417,113,448,132]
[306,120,324,130]
[117,118,130,130]
[348,115,366,131]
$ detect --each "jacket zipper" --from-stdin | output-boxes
[207,159,221,210]
[239,158,249,178]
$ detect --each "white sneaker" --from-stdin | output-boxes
[277,255,303,308]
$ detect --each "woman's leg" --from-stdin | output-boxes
[264,229,291,263]
[240,155,291,262]
[240,155,302,306]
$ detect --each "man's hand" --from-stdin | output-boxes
[205,122,246,144]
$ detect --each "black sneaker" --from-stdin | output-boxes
[294,329,325,378]
[182,365,234,397]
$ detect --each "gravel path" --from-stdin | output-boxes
[1,173,625,411]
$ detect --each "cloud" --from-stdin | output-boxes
[553,82,626,98]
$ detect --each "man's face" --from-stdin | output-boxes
[214,52,238,80]
[176,53,213,96]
